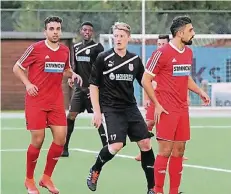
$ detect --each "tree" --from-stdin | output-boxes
[2,0,231,34]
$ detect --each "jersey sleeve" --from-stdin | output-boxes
[145,50,164,76]
[64,49,72,70]
[91,43,104,63]
[89,53,104,87]
[97,43,104,54]
[136,57,144,86]
[16,45,35,70]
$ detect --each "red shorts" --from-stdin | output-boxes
[145,102,155,121]
[155,111,190,141]
[25,105,67,130]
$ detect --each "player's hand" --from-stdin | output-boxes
[67,78,74,88]
[71,73,83,87]
[26,83,38,97]
[144,99,151,109]
[154,103,169,124]
[92,111,102,129]
[199,90,210,106]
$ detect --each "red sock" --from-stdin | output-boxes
[154,155,169,193]
[44,142,63,177]
[26,144,41,179]
[169,156,183,194]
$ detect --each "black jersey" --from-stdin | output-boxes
[89,48,144,109]
[73,40,104,87]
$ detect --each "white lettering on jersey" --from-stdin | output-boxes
[76,56,90,62]
[115,74,133,81]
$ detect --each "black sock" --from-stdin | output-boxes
[98,124,108,147]
[64,118,75,150]
[141,148,155,189]
[92,145,115,171]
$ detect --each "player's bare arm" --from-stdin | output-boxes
[142,72,168,123]
[89,84,102,128]
[63,68,83,87]
[13,63,38,96]
[188,76,210,105]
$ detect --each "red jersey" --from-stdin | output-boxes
[145,42,193,112]
[17,40,71,109]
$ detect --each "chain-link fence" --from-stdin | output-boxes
[2,9,231,34]
[2,8,231,107]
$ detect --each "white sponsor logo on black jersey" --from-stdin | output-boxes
[115,74,133,81]
[76,56,90,62]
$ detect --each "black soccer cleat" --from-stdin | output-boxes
[147,189,155,194]
[61,149,69,157]
[148,131,155,138]
[87,168,100,191]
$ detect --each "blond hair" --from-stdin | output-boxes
[112,22,131,34]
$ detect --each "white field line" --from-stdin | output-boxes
[1,125,231,131]
[1,147,231,174]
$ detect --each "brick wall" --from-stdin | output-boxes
[1,39,72,110]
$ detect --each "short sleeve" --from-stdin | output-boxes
[136,57,144,86]
[145,50,164,76]
[89,53,104,86]
[97,43,104,54]
[16,45,35,70]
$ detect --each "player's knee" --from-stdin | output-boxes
[53,136,66,146]
[109,143,123,154]
[171,146,185,157]
[158,142,173,157]
[67,112,78,120]
[31,134,45,148]
[138,138,151,151]
[146,120,155,129]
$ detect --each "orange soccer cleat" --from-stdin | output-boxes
[39,174,59,194]
[183,156,188,161]
[25,178,40,194]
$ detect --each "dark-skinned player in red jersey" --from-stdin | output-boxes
[13,16,82,194]
[142,16,210,194]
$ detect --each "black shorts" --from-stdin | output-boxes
[69,87,93,113]
[102,105,151,145]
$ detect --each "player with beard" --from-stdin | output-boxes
[13,16,82,194]
[142,16,210,194]
[61,21,106,157]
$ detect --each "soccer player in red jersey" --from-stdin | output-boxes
[13,16,82,194]
[135,35,170,161]
[142,16,210,194]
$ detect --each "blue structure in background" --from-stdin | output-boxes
[104,43,231,106]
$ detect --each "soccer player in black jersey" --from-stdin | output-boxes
[61,21,106,157]
[87,22,155,194]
